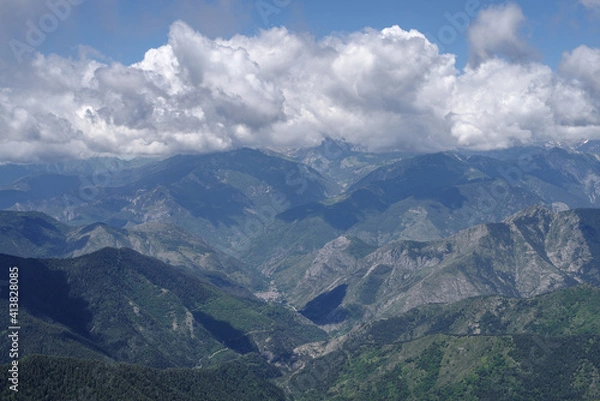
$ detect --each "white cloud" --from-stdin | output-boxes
[450,59,599,148]
[0,15,599,162]
[560,45,600,95]
[467,3,536,67]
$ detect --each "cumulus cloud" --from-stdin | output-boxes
[450,59,599,148]
[0,14,599,162]
[0,22,459,161]
[467,3,536,67]
[560,45,600,94]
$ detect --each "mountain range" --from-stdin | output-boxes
[0,210,265,291]
[282,205,600,330]
[1,140,599,400]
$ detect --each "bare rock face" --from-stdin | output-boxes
[293,236,358,304]
[293,206,600,326]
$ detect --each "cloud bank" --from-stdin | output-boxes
[0,4,599,162]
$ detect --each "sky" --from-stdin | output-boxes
[0,0,599,162]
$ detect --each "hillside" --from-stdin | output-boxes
[268,206,600,330]
[0,211,264,291]
[0,354,285,401]
[287,286,600,400]
[0,249,326,369]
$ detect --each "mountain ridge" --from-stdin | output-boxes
[269,205,600,330]
[0,248,327,369]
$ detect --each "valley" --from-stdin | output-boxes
[1,141,600,400]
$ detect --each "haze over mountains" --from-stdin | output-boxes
[1,140,600,400]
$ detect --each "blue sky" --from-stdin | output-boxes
[10,0,600,68]
[281,0,600,68]
[0,0,599,162]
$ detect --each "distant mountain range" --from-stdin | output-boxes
[0,211,264,291]
[4,144,600,258]
[1,140,599,400]
[1,148,332,255]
